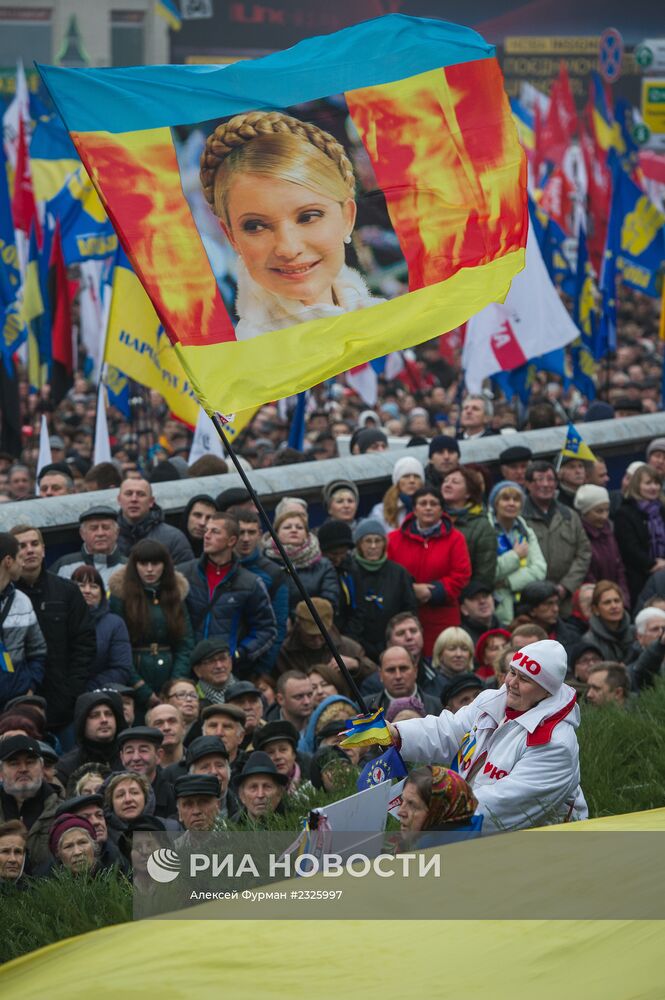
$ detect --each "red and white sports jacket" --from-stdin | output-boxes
[396,684,587,833]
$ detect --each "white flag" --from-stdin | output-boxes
[36,415,53,480]
[93,383,112,465]
[462,222,579,393]
[79,260,106,380]
[189,408,226,465]
[2,59,30,168]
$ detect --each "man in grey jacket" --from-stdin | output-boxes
[522,461,591,616]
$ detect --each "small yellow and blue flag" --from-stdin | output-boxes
[340,707,393,750]
[154,0,182,31]
[0,642,14,674]
[561,423,596,463]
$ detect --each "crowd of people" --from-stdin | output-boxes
[0,283,664,888]
[1,407,665,886]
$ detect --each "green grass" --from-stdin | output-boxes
[3,686,665,965]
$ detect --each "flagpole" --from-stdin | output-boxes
[210,412,369,713]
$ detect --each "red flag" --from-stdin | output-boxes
[539,167,576,234]
[580,124,611,274]
[540,62,578,168]
[49,222,74,405]
[11,116,42,245]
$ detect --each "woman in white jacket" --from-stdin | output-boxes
[200,110,382,340]
[488,480,547,626]
[388,639,587,834]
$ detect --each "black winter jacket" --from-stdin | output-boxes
[345,558,417,661]
[18,569,97,729]
[179,555,277,675]
[55,690,125,785]
[614,498,665,608]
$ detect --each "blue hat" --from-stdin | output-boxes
[488,480,524,512]
[353,518,387,543]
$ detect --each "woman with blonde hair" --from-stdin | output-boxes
[431,626,474,683]
[615,465,665,607]
[263,507,339,614]
[200,111,381,339]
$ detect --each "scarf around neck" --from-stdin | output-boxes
[353,552,387,573]
[265,532,322,570]
[637,499,665,560]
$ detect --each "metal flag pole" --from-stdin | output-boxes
[211,412,369,713]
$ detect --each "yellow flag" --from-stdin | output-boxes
[561,423,596,463]
[104,262,199,426]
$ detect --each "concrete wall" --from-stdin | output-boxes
[1,414,662,562]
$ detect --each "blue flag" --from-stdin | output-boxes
[0,140,20,301]
[529,196,575,295]
[45,167,118,265]
[287,392,307,451]
[571,227,598,397]
[356,745,408,791]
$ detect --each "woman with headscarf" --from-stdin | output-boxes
[396,766,482,846]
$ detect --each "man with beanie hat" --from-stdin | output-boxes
[389,640,586,833]
[317,519,356,632]
[574,486,630,606]
[425,436,460,490]
[354,428,388,455]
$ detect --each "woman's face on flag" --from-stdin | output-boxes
[223,173,356,305]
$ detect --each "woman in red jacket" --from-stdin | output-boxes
[387,487,472,656]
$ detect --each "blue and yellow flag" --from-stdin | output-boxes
[104,246,200,426]
[589,71,625,156]
[39,15,527,417]
[561,423,596,463]
[46,167,117,265]
[29,113,80,204]
[0,641,14,674]
[571,226,598,398]
[340,707,393,750]
[21,227,46,389]
[0,139,20,299]
[154,0,181,31]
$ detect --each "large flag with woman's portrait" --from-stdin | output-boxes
[39,14,528,416]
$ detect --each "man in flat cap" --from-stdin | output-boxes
[118,726,176,819]
[52,506,127,587]
[253,721,312,796]
[190,639,237,708]
[498,446,533,489]
[0,735,60,870]
[234,751,288,824]
[201,704,247,776]
[175,774,224,832]
[186,735,240,821]
[224,681,265,747]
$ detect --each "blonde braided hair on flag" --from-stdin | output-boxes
[200,110,356,225]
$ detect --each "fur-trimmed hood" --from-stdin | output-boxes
[234,259,383,341]
[108,565,189,601]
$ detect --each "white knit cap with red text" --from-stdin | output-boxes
[510,640,568,696]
